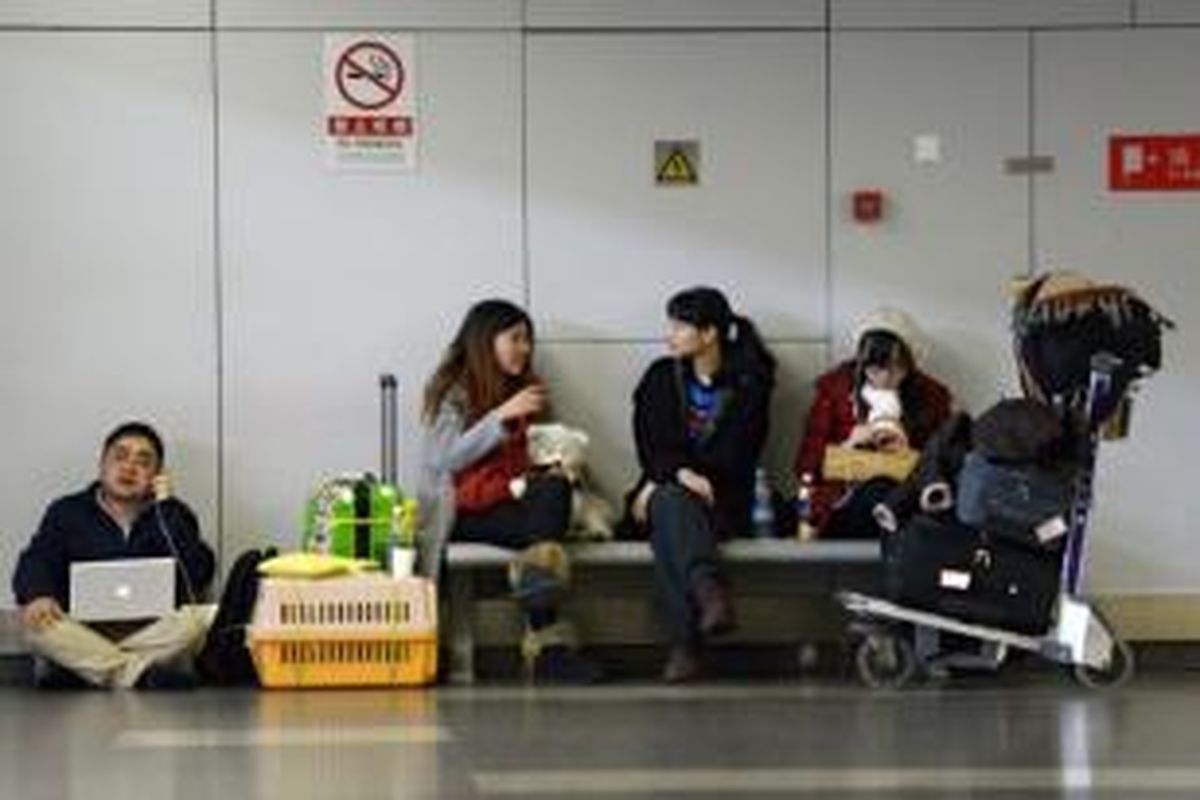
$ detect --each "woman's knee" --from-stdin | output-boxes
[526,473,573,540]
[536,473,573,504]
[648,483,704,524]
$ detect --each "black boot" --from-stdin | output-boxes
[693,577,737,638]
[532,645,604,685]
[662,644,704,684]
[32,660,92,691]
[134,664,197,691]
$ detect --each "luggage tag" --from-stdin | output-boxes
[1036,515,1069,544]
[940,547,991,590]
[1101,393,1133,440]
[939,569,972,591]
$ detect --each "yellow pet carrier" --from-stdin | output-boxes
[249,573,437,688]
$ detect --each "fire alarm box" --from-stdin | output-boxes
[852,189,885,223]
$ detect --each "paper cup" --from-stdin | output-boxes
[390,546,416,578]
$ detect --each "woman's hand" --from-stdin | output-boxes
[845,424,875,449]
[497,384,548,421]
[872,426,909,452]
[676,468,715,506]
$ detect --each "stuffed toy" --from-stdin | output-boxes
[527,423,616,541]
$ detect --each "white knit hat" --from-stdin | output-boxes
[852,307,927,365]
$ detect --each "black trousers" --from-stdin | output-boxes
[824,477,897,540]
[453,474,573,631]
[452,474,572,549]
[646,484,723,645]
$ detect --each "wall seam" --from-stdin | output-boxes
[11,22,1200,34]
[823,0,834,368]
[208,0,226,574]
[540,337,830,346]
[520,0,532,311]
[1027,29,1037,277]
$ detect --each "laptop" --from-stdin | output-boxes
[69,558,176,622]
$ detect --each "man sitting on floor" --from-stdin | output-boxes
[11,421,216,690]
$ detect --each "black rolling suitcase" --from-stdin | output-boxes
[885,513,1061,635]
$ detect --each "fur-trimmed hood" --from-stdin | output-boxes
[853,307,927,365]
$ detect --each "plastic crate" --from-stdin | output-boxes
[248,573,437,688]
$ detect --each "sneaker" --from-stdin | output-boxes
[693,578,737,638]
[662,644,704,684]
[531,645,604,685]
[134,664,197,691]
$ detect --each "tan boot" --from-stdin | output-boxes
[508,542,571,611]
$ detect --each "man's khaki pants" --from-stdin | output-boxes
[26,605,216,689]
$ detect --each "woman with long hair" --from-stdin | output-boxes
[793,307,953,539]
[624,287,776,682]
[418,299,599,683]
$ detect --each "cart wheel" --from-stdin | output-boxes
[855,632,918,690]
[1073,636,1135,690]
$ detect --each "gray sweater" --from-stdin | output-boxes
[417,390,506,580]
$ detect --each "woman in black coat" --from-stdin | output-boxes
[624,287,776,682]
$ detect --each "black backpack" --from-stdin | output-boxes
[196,547,276,686]
[1012,277,1173,423]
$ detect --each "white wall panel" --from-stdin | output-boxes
[831,33,1029,414]
[1035,30,1200,593]
[217,0,520,29]
[537,343,826,510]
[833,0,1131,29]
[218,32,523,565]
[526,0,824,29]
[1135,0,1200,23]
[0,33,217,597]
[0,1,208,27]
[527,33,826,341]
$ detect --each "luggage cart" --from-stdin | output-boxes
[840,354,1137,690]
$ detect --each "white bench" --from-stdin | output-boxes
[443,539,881,683]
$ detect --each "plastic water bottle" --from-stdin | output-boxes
[752,467,775,539]
[312,507,332,555]
[400,498,419,547]
[795,473,816,541]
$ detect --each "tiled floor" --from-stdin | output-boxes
[5,675,1200,799]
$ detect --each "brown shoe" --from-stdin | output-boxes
[693,578,737,637]
[662,645,703,684]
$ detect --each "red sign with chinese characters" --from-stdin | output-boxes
[1109,134,1200,191]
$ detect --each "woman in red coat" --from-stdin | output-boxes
[794,308,953,538]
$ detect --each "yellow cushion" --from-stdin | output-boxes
[823,445,919,483]
[256,551,378,579]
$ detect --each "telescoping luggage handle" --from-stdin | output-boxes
[380,373,399,487]
[1060,352,1122,596]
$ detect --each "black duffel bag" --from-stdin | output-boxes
[885,513,1061,635]
[955,451,1075,552]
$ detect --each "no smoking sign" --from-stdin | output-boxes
[336,41,404,111]
[324,33,418,170]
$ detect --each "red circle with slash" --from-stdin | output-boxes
[335,41,405,112]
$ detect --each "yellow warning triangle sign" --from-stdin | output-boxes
[657,148,698,185]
